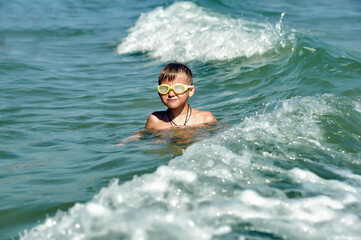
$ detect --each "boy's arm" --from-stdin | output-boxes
[115,114,156,146]
[115,131,142,146]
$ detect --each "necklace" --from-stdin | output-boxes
[167,105,192,126]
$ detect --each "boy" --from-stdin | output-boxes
[146,62,217,130]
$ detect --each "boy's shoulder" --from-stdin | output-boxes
[145,111,169,130]
[191,108,217,124]
[149,111,168,121]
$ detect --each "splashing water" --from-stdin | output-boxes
[20,95,361,239]
[117,2,292,62]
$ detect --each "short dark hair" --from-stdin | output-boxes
[158,62,193,85]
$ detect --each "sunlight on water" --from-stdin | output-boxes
[20,95,361,240]
[2,0,361,239]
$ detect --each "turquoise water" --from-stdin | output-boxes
[1,0,361,239]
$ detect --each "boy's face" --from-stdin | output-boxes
[159,72,194,109]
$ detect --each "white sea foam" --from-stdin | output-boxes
[117,2,290,62]
[354,98,361,113]
[20,95,361,239]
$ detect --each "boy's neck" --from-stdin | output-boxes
[167,103,189,118]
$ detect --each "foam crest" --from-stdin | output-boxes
[117,2,288,62]
[354,98,361,113]
[212,95,337,165]
[21,95,361,239]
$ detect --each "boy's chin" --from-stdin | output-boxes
[162,100,178,107]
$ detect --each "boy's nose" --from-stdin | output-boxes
[168,89,176,96]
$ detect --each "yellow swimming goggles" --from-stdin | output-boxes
[157,83,194,94]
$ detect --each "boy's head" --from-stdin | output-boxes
[158,62,193,85]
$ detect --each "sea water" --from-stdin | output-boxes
[1,0,360,239]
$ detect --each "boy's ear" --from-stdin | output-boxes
[188,85,195,97]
